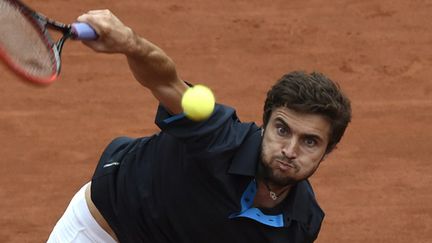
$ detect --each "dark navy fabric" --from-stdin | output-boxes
[91,104,324,243]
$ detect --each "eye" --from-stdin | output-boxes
[304,137,317,147]
[276,124,288,136]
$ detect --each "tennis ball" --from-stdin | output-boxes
[181,84,215,121]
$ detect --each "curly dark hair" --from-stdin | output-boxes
[263,71,352,154]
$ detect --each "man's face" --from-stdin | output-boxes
[260,107,331,186]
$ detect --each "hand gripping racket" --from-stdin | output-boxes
[0,0,98,85]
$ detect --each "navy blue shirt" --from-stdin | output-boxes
[91,104,324,243]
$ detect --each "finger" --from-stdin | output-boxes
[76,14,106,37]
[77,10,118,36]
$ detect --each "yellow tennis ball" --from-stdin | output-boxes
[181,84,215,121]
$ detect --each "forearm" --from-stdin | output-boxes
[78,10,188,114]
[125,36,188,114]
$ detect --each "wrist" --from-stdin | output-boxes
[123,28,141,55]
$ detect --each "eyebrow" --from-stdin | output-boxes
[274,117,325,143]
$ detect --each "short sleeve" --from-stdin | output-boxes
[155,103,237,140]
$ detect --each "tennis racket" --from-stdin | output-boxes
[0,0,98,85]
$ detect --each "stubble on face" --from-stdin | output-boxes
[258,149,298,187]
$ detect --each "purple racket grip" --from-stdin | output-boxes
[71,23,98,40]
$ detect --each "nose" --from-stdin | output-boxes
[282,137,298,159]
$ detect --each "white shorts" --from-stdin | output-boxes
[47,183,117,243]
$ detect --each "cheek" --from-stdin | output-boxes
[300,145,326,162]
[261,140,281,162]
[298,154,324,173]
[260,142,270,162]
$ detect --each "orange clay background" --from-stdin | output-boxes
[1,0,431,242]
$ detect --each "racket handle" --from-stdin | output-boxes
[71,23,98,40]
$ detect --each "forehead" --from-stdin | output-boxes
[268,107,331,141]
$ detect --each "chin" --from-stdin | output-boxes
[259,158,302,186]
[268,170,299,187]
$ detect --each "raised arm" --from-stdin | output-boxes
[77,10,189,114]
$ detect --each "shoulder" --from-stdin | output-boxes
[297,180,324,214]
[155,103,258,141]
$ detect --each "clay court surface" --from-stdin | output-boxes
[1,0,431,242]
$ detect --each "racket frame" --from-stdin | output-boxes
[0,0,76,85]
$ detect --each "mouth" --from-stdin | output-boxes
[275,159,295,171]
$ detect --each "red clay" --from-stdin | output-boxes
[1,0,431,242]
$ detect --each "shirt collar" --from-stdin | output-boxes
[228,127,262,177]
[283,180,324,228]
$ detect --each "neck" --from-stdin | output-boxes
[264,180,291,200]
[253,178,292,208]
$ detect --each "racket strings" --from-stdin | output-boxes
[0,0,57,79]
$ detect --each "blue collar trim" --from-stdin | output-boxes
[229,179,284,227]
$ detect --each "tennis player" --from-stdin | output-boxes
[47,10,352,243]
